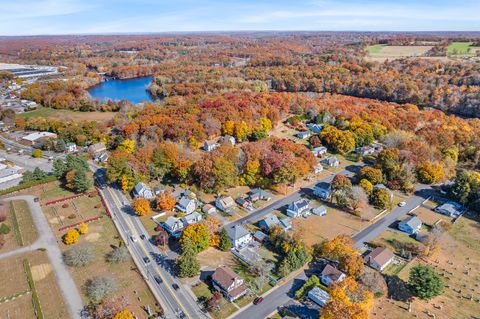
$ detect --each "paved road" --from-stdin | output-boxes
[92,165,208,319]
[352,184,434,249]
[0,195,84,319]
[231,183,434,319]
[227,165,361,229]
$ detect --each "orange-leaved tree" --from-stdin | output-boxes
[132,198,152,216]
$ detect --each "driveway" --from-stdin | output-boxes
[0,195,84,319]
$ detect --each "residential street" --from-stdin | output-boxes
[93,165,208,319]
[231,183,434,319]
[0,195,84,319]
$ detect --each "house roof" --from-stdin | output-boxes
[436,201,462,216]
[254,230,267,241]
[400,216,422,230]
[134,182,150,194]
[326,157,339,164]
[88,142,106,153]
[182,212,202,223]
[212,266,241,290]
[321,264,345,282]
[280,217,292,229]
[366,247,394,267]
[178,196,194,209]
[22,131,56,142]
[248,188,270,199]
[308,286,330,305]
[164,216,181,228]
[218,196,235,208]
[202,204,216,213]
[227,225,250,241]
[312,206,327,214]
[315,181,331,191]
[312,146,327,153]
[261,213,280,228]
[288,199,310,212]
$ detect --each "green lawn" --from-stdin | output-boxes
[447,42,480,57]
[19,108,58,119]
[366,44,387,54]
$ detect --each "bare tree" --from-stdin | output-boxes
[85,276,118,302]
[106,246,129,264]
[347,186,368,212]
[63,245,94,267]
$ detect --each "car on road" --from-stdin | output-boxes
[172,283,180,290]
[398,201,406,207]
[34,197,39,202]
[130,235,137,243]
[143,256,151,264]
[154,276,162,284]
[253,297,264,305]
[140,234,146,240]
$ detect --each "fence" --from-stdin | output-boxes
[45,191,96,206]
[58,215,102,232]
[96,187,111,217]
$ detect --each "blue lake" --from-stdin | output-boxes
[88,76,154,103]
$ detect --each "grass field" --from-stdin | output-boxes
[19,107,116,123]
[367,44,387,54]
[0,200,38,252]
[447,42,480,57]
[365,45,434,62]
[0,251,69,319]
[372,213,480,319]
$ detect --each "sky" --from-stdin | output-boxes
[0,0,479,36]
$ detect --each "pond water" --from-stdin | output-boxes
[88,76,154,103]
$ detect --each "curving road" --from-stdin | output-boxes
[0,195,84,319]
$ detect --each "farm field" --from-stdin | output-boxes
[372,213,480,319]
[365,45,433,62]
[19,107,116,123]
[447,42,480,57]
[0,250,69,319]
[0,200,37,252]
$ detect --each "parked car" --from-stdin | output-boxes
[172,283,180,290]
[253,297,264,305]
[398,201,406,207]
[154,276,162,284]
[140,234,146,240]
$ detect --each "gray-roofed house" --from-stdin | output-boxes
[306,123,324,134]
[203,140,219,152]
[312,146,328,157]
[296,131,311,139]
[322,157,340,167]
[286,199,311,218]
[227,225,252,249]
[308,286,330,307]
[355,146,376,156]
[435,201,462,217]
[220,135,236,146]
[279,217,292,231]
[259,213,280,230]
[94,152,110,163]
[398,216,422,235]
[253,230,268,243]
[216,196,236,213]
[176,196,196,215]
[312,205,327,216]
[133,182,154,199]
[313,182,332,200]
[181,211,203,226]
[364,247,394,271]
[247,188,271,202]
[235,197,253,211]
[202,204,217,215]
[162,216,184,236]
[319,264,346,286]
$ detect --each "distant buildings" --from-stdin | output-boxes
[21,132,57,147]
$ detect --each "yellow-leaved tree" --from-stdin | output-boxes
[78,223,88,235]
[112,309,134,319]
[64,229,79,245]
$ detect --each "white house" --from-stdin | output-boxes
[181,211,203,226]
[133,182,154,199]
[319,264,346,286]
[355,146,376,156]
[212,266,248,301]
[286,199,311,218]
[314,163,324,174]
[203,141,219,152]
[202,204,217,215]
[364,247,395,271]
[176,196,196,215]
[312,146,328,157]
[65,143,77,153]
[227,225,252,249]
[308,287,330,307]
[162,216,184,236]
[322,157,340,167]
[215,196,236,213]
[312,205,327,216]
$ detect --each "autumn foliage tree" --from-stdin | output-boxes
[156,191,176,211]
[78,222,88,235]
[317,235,364,277]
[64,229,80,245]
[180,224,210,253]
[112,309,134,319]
[321,277,374,319]
[132,198,152,216]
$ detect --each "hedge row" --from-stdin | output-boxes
[0,175,57,196]
[23,259,44,319]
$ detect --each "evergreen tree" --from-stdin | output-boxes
[177,238,200,278]
[218,228,231,251]
[72,169,92,192]
[408,265,444,300]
